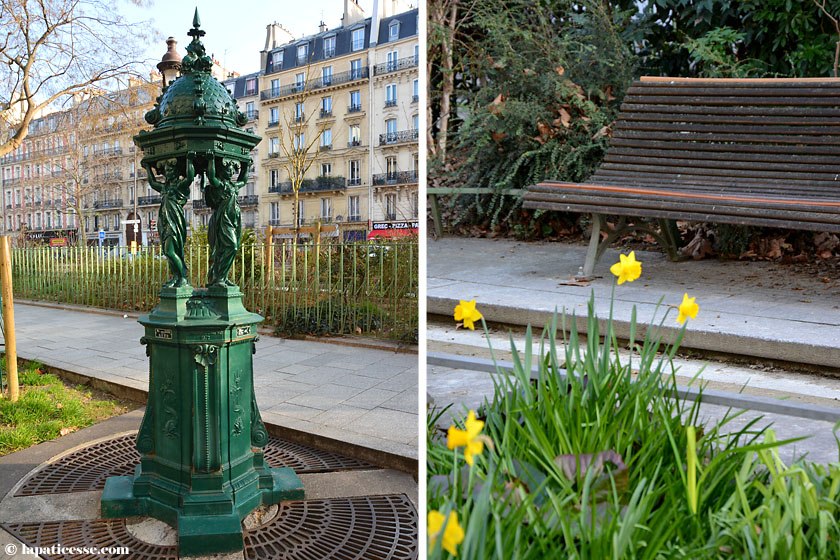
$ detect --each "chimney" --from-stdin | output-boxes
[261,22,295,69]
[342,0,365,27]
[319,20,327,33]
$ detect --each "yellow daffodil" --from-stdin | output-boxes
[609,251,642,285]
[677,293,699,324]
[447,410,485,465]
[454,299,483,330]
[428,510,465,556]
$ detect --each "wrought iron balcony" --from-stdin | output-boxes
[268,152,280,158]
[323,47,336,59]
[347,177,362,186]
[372,170,419,185]
[245,110,258,121]
[384,99,397,108]
[239,194,259,206]
[268,176,346,194]
[294,115,304,123]
[319,109,332,119]
[319,144,332,152]
[4,178,21,187]
[348,139,362,148]
[259,68,369,101]
[373,55,419,76]
[192,199,208,209]
[138,195,162,206]
[412,94,419,103]
[94,199,123,209]
[379,129,419,146]
[347,104,362,113]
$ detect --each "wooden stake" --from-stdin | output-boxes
[0,236,19,402]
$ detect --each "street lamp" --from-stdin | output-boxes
[100,10,301,557]
[157,37,182,89]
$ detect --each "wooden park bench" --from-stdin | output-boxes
[524,76,840,277]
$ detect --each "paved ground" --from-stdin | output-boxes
[0,410,417,560]
[427,237,840,369]
[427,322,840,465]
[10,302,419,464]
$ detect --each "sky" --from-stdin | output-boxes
[121,0,375,77]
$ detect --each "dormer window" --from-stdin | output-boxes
[271,50,283,69]
[297,43,309,65]
[351,27,365,51]
[389,22,400,42]
[323,35,336,58]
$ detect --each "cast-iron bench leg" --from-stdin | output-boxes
[429,194,443,238]
[582,213,602,278]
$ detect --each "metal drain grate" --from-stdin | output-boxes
[1,519,177,560]
[1,495,417,560]
[244,495,418,560]
[16,434,376,496]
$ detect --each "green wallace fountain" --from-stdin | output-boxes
[100,11,304,556]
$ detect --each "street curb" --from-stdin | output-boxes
[17,300,418,354]
[22,358,418,477]
[428,295,840,372]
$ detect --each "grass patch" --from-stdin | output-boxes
[0,359,136,456]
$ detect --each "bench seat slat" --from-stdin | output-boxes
[610,138,840,156]
[592,169,840,190]
[585,176,840,198]
[613,120,840,136]
[613,129,840,146]
[521,199,840,233]
[597,162,840,183]
[608,147,840,167]
[618,111,840,126]
[623,94,840,106]
[627,85,840,97]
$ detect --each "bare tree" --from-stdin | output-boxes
[276,58,341,242]
[814,0,840,77]
[0,0,153,158]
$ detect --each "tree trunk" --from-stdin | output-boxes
[437,0,458,157]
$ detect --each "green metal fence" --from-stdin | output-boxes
[11,240,418,341]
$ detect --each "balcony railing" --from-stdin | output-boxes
[372,170,419,185]
[268,152,280,158]
[412,94,419,103]
[294,115,304,123]
[347,177,362,186]
[268,176,346,194]
[385,99,397,108]
[267,120,279,127]
[94,199,123,209]
[239,194,259,206]
[379,129,419,146]
[374,55,419,76]
[347,215,362,222]
[138,195,162,206]
[245,110,258,121]
[348,139,362,148]
[319,109,333,119]
[260,68,369,101]
[192,199,208,209]
[4,178,21,187]
[319,144,332,152]
[323,47,336,59]
[347,104,362,113]
[96,147,123,157]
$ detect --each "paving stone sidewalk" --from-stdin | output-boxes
[10,303,419,462]
[428,237,840,369]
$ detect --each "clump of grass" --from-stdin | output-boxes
[428,296,840,558]
[0,361,133,455]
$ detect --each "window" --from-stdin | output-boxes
[295,102,304,122]
[321,163,332,177]
[295,72,306,90]
[349,160,361,185]
[297,200,305,226]
[296,43,309,65]
[271,51,283,69]
[385,84,397,107]
[270,78,280,95]
[320,198,331,220]
[413,79,419,102]
[387,50,398,72]
[349,90,361,111]
[349,125,361,146]
[385,193,397,220]
[269,107,278,125]
[414,44,419,64]
[294,132,304,151]
[269,137,279,154]
[386,118,398,142]
[246,101,255,119]
[413,114,419,131]
[348,195,360,221]
[389,22,400,42]
[246,78,257,95]
[321,96,332,117]
[270,169,280,187]
[386,156,398,179]
[321,129,332,148]
[351,28,364,51]
[270,201,279,223]
[322,66,332,85]
[350,59,362,80]
[323,36,336,58]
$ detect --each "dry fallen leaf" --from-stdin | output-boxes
[556,65,565,76]
[59,427,75,437]
[558,107,571,128]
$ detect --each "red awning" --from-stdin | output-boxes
[366,228,418,239]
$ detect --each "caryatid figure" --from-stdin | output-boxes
[204,153,249,286]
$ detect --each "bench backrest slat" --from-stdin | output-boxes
[603,78,840,199]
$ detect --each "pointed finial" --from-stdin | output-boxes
[188,7,205,40]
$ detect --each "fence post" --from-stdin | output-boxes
[0,237,19,402]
